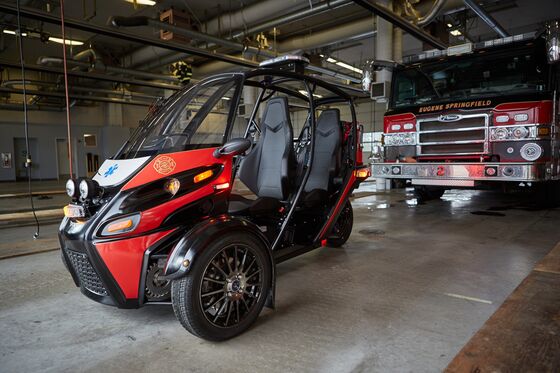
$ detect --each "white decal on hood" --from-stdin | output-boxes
[93,156,150,187]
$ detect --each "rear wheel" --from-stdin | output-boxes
[414,185,445,201]
[171,233,271,341]
[327,201,353,247]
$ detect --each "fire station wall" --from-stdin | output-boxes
[0,104,136,181]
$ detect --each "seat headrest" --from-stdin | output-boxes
[317,109,340,136]
[262,97,291,133]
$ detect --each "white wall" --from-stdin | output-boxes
[0,103,139,181]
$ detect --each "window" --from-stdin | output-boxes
[83,134,97,147]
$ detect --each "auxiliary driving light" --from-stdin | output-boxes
[65,179,79,199]
[79,178,99,200]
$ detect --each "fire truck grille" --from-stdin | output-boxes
[417,115,488,156]
[65,249,108,296]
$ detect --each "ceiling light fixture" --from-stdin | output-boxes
[124,0,157,5]
[447,23,453,28]
[3,29,27,36]
[48,36,84,46]
[323,55,363,75]
[298,89,323,98]
[450,29,462,37]
[335,61,363,74]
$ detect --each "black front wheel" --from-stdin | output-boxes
[327,200,353,247]
[171,233,271,341]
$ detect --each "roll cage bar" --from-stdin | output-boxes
[231,68,359,250]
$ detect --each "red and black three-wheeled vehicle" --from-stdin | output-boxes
[59,57,369,340]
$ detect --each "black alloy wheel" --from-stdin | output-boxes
[171,233,271,341]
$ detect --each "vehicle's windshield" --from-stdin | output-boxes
[117,75,241,159]
[391,43,549,108]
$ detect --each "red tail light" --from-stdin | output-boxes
[384,112,416,133]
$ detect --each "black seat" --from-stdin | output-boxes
[301,109,342,205]
[229,97,295,214]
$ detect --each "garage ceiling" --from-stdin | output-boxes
[0,0,558,109]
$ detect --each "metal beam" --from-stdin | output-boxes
[0,2,259,68]
[463,0,509,38]
[0,60,181,91]
[352,0,447,49]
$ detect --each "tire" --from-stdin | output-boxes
[327,201,353,247]
[171,232,271,341]
[414,185,445,202]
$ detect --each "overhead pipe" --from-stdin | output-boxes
[0,87,153,106]
[352,0,447,49]
[0,59,181,91]
[125,0,346,68]
[0,2,259,68]
[110,16,249,53]
[463,0,509,38]
[37,56,179,82]
[231,0,354,39]
[203,0,309,36]
[276,17,375,52]
[193,17,376,80]
[113,16,364,83]
[416,0,447,26]
[0,102,63,111]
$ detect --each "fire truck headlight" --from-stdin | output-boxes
[491,127,509,141]
[520,143,542,161]
[384,133,416,146]
[512,126,529,139]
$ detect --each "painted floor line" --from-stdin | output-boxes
[444,292,493,304]
[0,247,59,260]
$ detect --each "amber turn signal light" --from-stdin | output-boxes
[193,169,214,183]
[354,167,371,179]
[106,219,133,233]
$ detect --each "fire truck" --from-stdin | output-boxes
[369,23,560,203]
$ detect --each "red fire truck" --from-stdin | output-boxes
[370,24,560,203]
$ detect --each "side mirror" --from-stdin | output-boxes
[546,20,560,64]
[213,138,251,158]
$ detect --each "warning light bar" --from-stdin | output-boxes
[403,32,536,63]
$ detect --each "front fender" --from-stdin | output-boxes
[162,215,276,308]
[162,215,271,280]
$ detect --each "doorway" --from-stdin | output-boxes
[56,138,71,180]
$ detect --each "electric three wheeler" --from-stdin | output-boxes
[59,57,370,340]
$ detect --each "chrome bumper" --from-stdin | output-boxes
[371,162,549,184]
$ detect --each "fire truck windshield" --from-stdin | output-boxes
[391,43,549,108]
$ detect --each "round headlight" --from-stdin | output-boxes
[512,126,529,139]
[79,179,89,199]
[65,179,78,198]
[493,127,509,140]
[520,143,542,161]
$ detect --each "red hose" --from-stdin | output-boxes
[59,0,73,178]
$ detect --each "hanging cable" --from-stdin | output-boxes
[15,0,40,239]
[60,0,73,179]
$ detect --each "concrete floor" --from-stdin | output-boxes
[1,185,559,372]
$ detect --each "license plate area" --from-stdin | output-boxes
[64,204,85,218]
